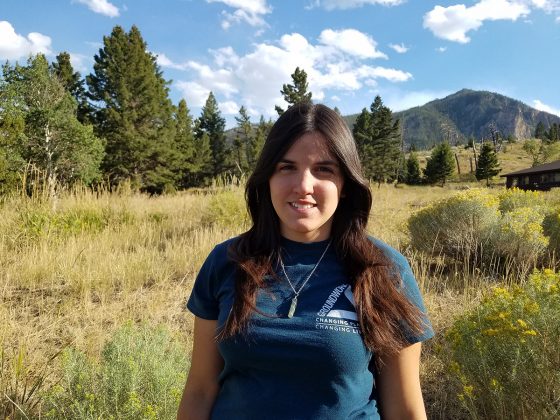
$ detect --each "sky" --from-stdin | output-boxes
[1,0,560,127]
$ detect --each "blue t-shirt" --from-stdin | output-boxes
[187,236,433,420]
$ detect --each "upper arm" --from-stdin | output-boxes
[375,342,427,420]
[177,317,224,420]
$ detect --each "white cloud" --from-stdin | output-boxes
[206,0,271,28]
[319,29,387,59]
[172,30,412,116]
[437,46,447,52]
[308,0,405,10]
[533,99,560,116]
[220,100,240,114]
[75,0,119,17]
[156,53,190,70]
[384,90,452,112]
[0,21,52,60]
[424,0,537,43]
[388,43,408,53]
[69,53,91,73]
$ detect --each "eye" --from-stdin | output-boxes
[277,164,295,172]
[316,165,335,174]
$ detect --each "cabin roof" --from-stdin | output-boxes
[501,160,560,177]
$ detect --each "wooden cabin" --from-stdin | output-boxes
[501,160,560,191]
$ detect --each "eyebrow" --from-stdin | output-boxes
[278,159,340,166]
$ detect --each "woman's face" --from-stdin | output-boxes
[269,131,345,243]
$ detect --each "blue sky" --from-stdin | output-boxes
[2,0,560,127]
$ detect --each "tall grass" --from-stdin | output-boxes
[1,182,556,419]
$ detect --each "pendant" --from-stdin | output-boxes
[288,296,298,318]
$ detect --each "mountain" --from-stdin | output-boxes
[344,89,560,150]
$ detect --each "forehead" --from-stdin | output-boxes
[282,131,336,161]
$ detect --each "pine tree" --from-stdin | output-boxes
[535,121,547,140]
[548,123,559,142]
[352,96,401,185]
[405,151,422,185]
[3,55,104,196]
[0,64,26,194]
[52,52,92,123]
[233,106,252,176]
[275,67,312,116]
[195,92,228,178]
[475,142,501,186]
[424,142,455,186]
[174,99,197,188]
[248,115,270,171]
[86,25,176,193]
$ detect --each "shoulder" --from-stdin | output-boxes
[367,236,411,274]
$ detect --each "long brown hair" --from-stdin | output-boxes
[222,103,424,357]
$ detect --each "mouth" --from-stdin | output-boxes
[289,202,316,209]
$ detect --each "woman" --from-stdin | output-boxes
[177,103,433,419]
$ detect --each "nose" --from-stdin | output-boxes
[294,169,314,195]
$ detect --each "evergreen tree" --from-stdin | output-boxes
[52,52,92,123]
[535,121,547,140]
[86,25,176,193]
[190,132,213,187]
[3,55,103,196]
[195,92,228,178]
[275,67,312,116]
[352,96,401,185]
[548,123,559,142]
[405,151,422,185]
[0,65,26,194]
[424,142,455,186]
[233,106,252,176]
[475,142,501,186]
[173,99,197,188]
[248,115,270,171]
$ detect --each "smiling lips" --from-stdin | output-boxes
[289,201,316,210]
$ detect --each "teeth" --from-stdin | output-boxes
[290,202,314,209]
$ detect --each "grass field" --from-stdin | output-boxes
[0,150,553,418]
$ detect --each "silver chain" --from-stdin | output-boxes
[280,239,332,300]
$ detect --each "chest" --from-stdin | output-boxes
[215,262,372,378]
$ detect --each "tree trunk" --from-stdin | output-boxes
[455,153,461,175]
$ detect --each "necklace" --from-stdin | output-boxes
[280,239,332,318]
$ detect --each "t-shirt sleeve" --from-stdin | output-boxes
[372,239,435,343]
[186,246,222,320]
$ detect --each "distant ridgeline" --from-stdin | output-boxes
[344,89,560,150]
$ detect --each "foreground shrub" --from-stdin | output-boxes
[498,188,545,214]
[408,189,500,260]
[444,269,560,419]
[543,209,560,257]
[492,207,548,267]
[44,323,187,419]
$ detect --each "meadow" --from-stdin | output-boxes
[1,170,559,418]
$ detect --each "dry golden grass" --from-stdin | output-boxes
[0,181,529,418]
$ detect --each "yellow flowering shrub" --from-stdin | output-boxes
[492,206,548,264]
[444,269,560,418]
[498,188,546,214]
[543,209,560,256]
[408,189,500,260]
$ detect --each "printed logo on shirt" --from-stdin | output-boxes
[315,284,361,335]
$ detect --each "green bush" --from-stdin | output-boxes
[444,269,560,419]
[498,188,546,214]
[202,189,248,230]
[44,323,188,419]
[408,189,500,260]
[16,206,133,243]
[492,207,548,266]
[543,209,560,257]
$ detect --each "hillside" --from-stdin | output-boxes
[344,89,560,150]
